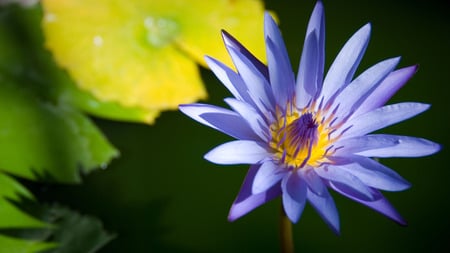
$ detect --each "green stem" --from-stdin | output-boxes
[280,204,294,253]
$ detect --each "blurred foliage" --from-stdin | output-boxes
[41,0,269,123]
[0,74,118,182]
[0,235,54,253]
[0,174,54,253]
[38,205,116,253]
[0,2,118,251]
[0,197,115,253]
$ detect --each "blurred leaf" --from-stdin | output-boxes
[0,174,47,229]
[57,81,160,124]
[0,0,38,8]
[0,73,118,183]
[0,5,119,183]
[37,205,115,253]
[0,4,160,123]
[0,174,55,253]
[41,0,269,123]
[0,4,115,252]
[0,235,54,253]
[0,176,114,253]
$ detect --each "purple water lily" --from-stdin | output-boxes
[179,1,440,234]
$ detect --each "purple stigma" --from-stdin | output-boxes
[286,113,319,166]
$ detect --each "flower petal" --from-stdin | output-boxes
[354,65,418,116]
[305,0,325,75]
[179,103,258,140]
[296,1,325,108]
[329,184,406,225]
[307,187,340,234]
[204,140,269,165]
[221,30,269,80]
[204,56,250,102]
[252,160,286,194]
[281,171,307,223]
[337,134,441,158]
[296,33,320,108]
[227,46,275,114]
[228,164,282,221]
[200,113,259,140]
[316,165,376,201]
[333,57,400,118]
[344,102,430,138]
[301,168,327,197]
[264,11,287,59]
[225,98,269,141]
[334,155,411,191]
[321,23,371,103]
[265,12,295,108]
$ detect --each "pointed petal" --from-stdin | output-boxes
[301,168,327,197]
[264,12,288,62]
[281,171,307,223]
[204,56,249,102]
[344,102,430,138]
[321,23,371,102]
[333,57,400,118]
[200,112,260,140]
[252,160,286,194]
[179,103,259,140]
[296,33,320,108]
[221,30,269,79]
[355,65,418,115]
[296,1,325,108]
[329,184,407,225]
[307,188,340,234]
[335,155,411,191]
[306,1,325,37]
[316,165,376,201]
[204,140,269,164]
[305,1,325,80]
[265,12,295,107]
[227,46,275,113]
[225,98,269,141]
[228,164,282,221]
[337,134,441,158]
[179,103,228,127]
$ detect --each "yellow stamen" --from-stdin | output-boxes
[269,103,337,169]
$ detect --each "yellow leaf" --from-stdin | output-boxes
[41,0,269,123]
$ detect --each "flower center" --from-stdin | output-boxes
[270,105,337,169]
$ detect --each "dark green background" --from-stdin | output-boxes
[31,0,449,252]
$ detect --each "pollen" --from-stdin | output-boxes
[269,103,340,169]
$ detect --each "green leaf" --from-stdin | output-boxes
[0,174,55,253]
[0,174,47,229]
[36,205,116,253]
[0,5,119,183]
[0,174,114,252]
[57,81,160,124]
[0,234,55,253]
[0,73,118,183]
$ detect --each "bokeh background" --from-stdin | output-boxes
[15,0,450,252]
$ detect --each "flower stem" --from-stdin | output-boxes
[280,204,294,253]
